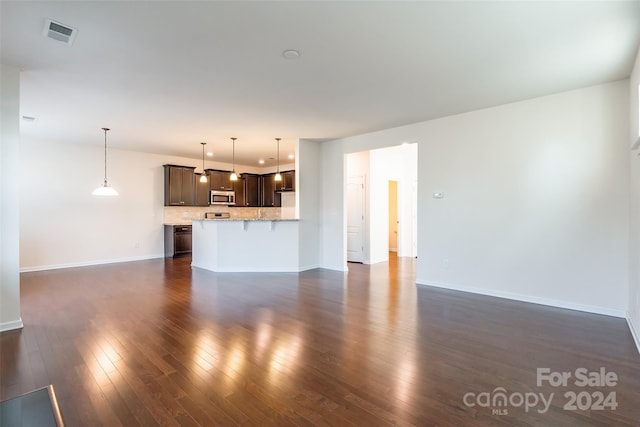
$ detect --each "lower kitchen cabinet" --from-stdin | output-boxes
[164,225,192,258]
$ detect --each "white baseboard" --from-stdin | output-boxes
[416,278,626,318]
[192,263,320,273]
[627,314,640,356]
[298,264,320,272]
[20,254,165,273]
[364,257,389,266]
[320,263,349,272]
[0,318,24,332]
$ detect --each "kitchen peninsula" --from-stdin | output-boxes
[191,218,303,272]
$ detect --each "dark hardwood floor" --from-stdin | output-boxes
[2,255,639,426]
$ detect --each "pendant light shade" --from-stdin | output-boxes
[230,137,238,181]
[274,138,282,182]
[92,127,118,196]
[200,142,208,183]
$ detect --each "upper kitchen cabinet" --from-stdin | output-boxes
[277,170,295,192]
[164,165,196,206]
[234,174,260,207]
[208,170,234,191]
[261,173,281,207]
[244,174,260,207]
[195,173,211,206]
[233,175,245,206]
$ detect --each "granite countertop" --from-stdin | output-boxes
[191,218,299,222]
[165,218,299,225]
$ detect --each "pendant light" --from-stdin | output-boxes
[92,127,118,196]
[274,138,282,182]
[230,137,238,181]
[199,142,208,183]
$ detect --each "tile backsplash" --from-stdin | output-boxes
[164,206,281,224]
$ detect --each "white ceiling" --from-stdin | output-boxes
[2,1,639,167]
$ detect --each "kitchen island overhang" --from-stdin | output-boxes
[191,219,309,272]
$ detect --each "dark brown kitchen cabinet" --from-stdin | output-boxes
[208,170,234,191]
[233,173,252,207]
[234,174,259,207]
[277,170,295,192]
[261,173,281,207]
[195,173,210,206]
[244,174,260,207]
[164,165,195,206]
[233,176,245,206]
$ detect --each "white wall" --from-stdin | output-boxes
[297,139,321,270]
[320,81,630,316]
[417,81,629,316]
[320,138,349,271]
[398,144,418,258]
[628,46,640,349]
[19,139,277,271]
[0,64,23,331]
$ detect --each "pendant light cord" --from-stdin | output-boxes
[92,127,118,195]
[102,127,110,185]
[231,137,236,173]
[201,142,206,172]
[276,138,281,174]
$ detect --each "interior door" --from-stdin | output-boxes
[347,175,365,263]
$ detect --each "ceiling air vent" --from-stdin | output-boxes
[43,19,77,44]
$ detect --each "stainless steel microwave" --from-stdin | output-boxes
[210,190,235,205]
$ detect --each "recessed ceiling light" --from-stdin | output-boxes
[288,154,294,159]
[258,159,265,165]
[207,152,213,156]
[282,49,300,60]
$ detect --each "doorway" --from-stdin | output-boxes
[345,143,417,266]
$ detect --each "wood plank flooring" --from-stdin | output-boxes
[2,255,639,426]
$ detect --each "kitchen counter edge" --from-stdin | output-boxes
[191,218,300,222]
[165,219,299,225]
